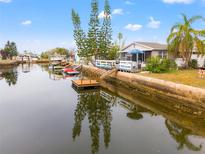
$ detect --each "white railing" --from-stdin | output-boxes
[118,61,138,72]
[95,60,116,69]
[95,60,143,72]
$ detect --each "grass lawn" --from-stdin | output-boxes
[139,70,205,89]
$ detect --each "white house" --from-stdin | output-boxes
[96,42,168,72]
[121,42,205,68]
[16,53,40,63]
[96,41,205,72]
[176,46,205,67]
[120,42,168,62]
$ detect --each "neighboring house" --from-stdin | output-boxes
[121,42,205,68]
[30,53,40,61]
[49,54,66,64]
[175,46,205,67]
[120,42,168,62]
[16,53,40,62]
[96,42,168,72]
[96,41,205,72]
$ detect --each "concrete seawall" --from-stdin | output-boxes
[81,65,205,106]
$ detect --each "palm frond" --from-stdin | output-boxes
[191,29,205,37]
[189,15,204,24]
[167,32,178,43]
[194,37,205,56]
[170,23,181,33]
[181,13,188,24]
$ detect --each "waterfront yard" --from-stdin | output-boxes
[139,70,205,88]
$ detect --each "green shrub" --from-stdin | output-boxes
[188,59,198,69]
[145,57,161,73]
[146,57,177,73]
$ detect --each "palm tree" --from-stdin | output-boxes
[167,14,205,68]
[116,32,126,51]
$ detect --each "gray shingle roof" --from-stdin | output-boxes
[135,42,167,50]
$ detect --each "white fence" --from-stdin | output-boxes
[95,60,141,72]
[95,60,116,69]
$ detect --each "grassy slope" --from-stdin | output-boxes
[139,70,205,89]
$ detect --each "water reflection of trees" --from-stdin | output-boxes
[73,88,203,153]
[1,70,18,86]
[73,90,114,154]
[165,120,202,151]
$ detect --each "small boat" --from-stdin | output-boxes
[62,68,79,75]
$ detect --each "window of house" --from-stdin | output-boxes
[159,51,163,58]
[159,51,168,59]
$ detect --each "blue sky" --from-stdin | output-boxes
[0,0,205,54]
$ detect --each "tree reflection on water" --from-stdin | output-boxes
[0,69,18,86]
[73,88,204,154]
[165,120,202,151]
[73,90,114,154]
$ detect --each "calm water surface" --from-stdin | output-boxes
[0,64,205,154]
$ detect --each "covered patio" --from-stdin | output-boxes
[121,49,146,63]
[95,50,146,72]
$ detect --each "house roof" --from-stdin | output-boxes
[122,42,167,52]
[135,42,167,50]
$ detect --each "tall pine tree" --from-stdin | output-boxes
[99,0,112,59]
[71,0,113,61]
[71,9,87,58]
[87,0,100,58]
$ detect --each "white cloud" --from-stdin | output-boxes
[99,9,123,19]
[125,0,134,5]
[125,24,142,31]
[98,11,106,19]
[147,17,161,29]
[0,0,12,3]
[112,9,124,15]
[162,0,193,4]
[98,11,112,19]
[21,20,32,25]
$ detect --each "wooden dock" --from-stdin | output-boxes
[72,79,100,89]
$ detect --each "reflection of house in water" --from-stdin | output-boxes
[0,72,3,80]
[100,91,135,109]
[73,88,205,153]
[21,64,31,73]
[49,71,64,81]
[100,91,151,114]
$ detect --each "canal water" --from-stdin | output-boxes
[0,64,205,154]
